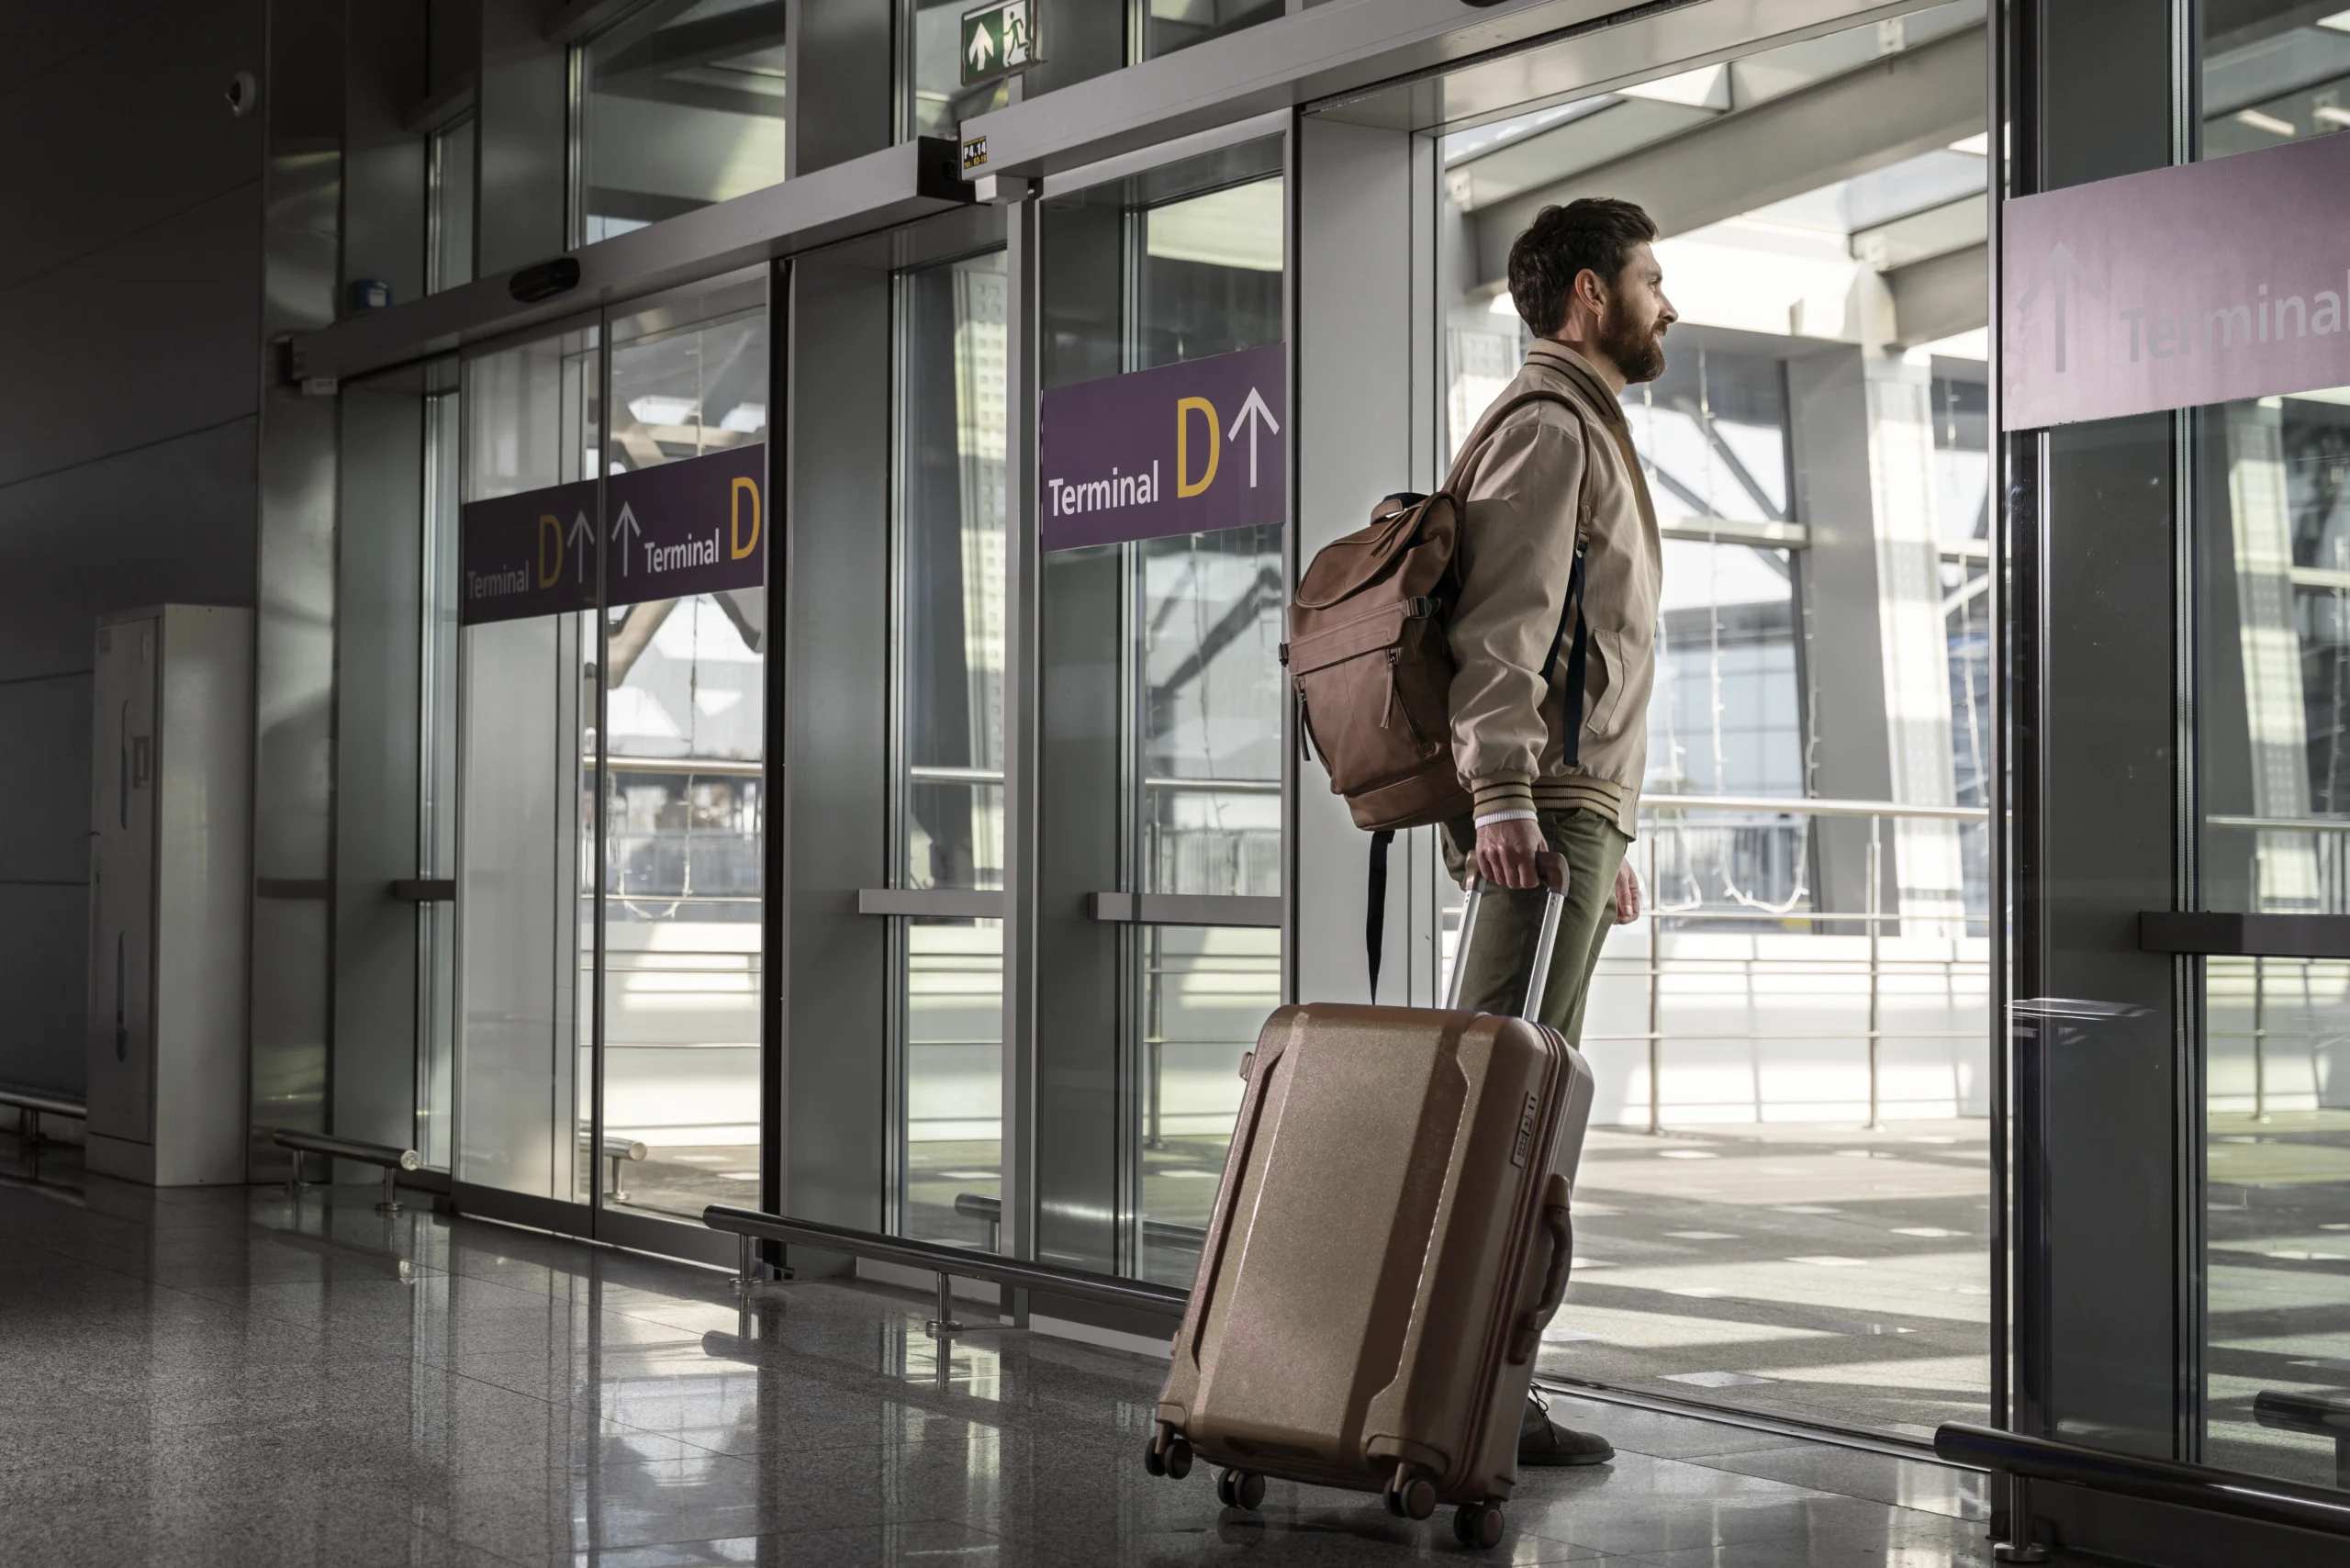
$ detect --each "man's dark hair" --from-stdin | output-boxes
[1506,198,1658,337]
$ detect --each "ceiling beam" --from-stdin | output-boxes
[1887,241,1986,348]
[1472,23,1984,282]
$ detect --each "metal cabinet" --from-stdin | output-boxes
[85,606,252,1185]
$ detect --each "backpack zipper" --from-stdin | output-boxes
[1381,649,1429,747]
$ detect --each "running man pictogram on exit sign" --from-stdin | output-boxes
[960,0,1038,87]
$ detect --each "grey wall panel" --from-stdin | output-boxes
[0,673,92,883]
[0,183,262,495]
[0,670,93,1095]
[0,0,263,295]
[0,420,259,682]
[343,0,429,308]
[0,883,90,1093]
[428,0,481,98]
[477,0,568,273]
[788,0,892,177]
[1294,116,1419,1006]
[0,0,200,96]
[331,385,425,1149]
[782,256,890,1232]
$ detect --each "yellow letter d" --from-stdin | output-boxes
[537,513,562,588]
[1176,397,1220,498]
[731,476,762,560]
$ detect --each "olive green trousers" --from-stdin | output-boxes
[1440,807,1630,1046]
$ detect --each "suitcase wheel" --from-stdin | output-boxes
[1382,1465,1437,1521]
[1145,1428,1193,1480]
[1214,1468,1266,1510]
[1453,1501,1505,1549]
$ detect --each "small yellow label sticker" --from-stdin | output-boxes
[961,135,989,172]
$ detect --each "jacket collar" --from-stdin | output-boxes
[1524,340,1625,424]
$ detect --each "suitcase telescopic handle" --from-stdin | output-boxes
[1509,1172,1575,1364]
[1443,850,1570,1015]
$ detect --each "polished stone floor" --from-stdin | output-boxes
[0,1156,1998,1567]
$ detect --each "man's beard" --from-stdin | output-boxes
[1598,298,1666,384]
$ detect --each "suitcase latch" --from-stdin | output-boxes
[1509,1091,1540,1167]
[1237,1050,1255,1081]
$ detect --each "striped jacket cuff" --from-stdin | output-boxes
[1469,777,1536,814]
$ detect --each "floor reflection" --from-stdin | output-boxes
[0,1140,1998,1565]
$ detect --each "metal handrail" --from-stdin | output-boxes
[701,1203,1187,1340]
[0,1088,85,1153]
[951,1192,1207,1253]
[272,1129,421,1215]
[907,764,1282,797]
[581,1134,647,1201]
[0,1088,85,1165]
[1644,794,1988,822]
[1935,1421,2350,1542]
[0,1088,86,1120]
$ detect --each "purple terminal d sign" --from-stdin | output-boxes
[2005,129,2350,429]
[1039,342,1285,551]
[461,443,766,624]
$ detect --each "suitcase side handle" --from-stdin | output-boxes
[1445,851,1569,1014]
[1508,1172,1574,1363]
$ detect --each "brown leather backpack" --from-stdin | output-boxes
[1283,388,1594,997]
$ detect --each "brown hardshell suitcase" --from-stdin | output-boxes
[1147,857,1595,1549]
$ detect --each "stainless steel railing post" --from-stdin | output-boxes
[1647,832,1663,1137]
[925,1271,963,1339]
[2254,953,2269,1124]
[1866,814,1884,1132]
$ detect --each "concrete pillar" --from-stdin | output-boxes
[1790,344,1963,937]
[2221,399,2318,911]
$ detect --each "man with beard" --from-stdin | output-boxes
[1445,197,1672,1467]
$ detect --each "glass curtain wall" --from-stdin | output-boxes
[428,117,475,295]
[893,250,1010,1247]
[905,0,1010,138]
[1039,139,1285,1286]
[595,278,769,1219]
[1022,0,1281,99]
[457,323,599,1202]
[2192,2,2350,1494]
[577,0,790,243]
[1436,2,1992,1437]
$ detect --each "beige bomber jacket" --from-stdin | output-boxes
[1443,340,1662,840]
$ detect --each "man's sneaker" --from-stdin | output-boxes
[1517,1391,1615,1467]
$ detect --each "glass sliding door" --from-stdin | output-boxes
[417,384,462,1170]
[1427,3,1992,1437]
[451,271,770,1237]
[594,275,770,1220]
[456,322,599,1202]
[891,249,1009,1249]
[1036,137,1287,1285]
[2197,387,2350,1488]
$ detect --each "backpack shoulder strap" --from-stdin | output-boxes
[1446,386,1604,538]
[1441,387,1576,495]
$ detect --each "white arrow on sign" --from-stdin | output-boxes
[1226,387,1281,488]
[967,21,995,73]
[567,511,592,583]
[610,501,642,575]
[2018,241,2103,375]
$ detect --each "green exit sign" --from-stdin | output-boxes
[960,0,1038,87]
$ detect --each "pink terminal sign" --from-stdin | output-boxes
[1039,342,1286,551]
[2005,130,2350,430]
